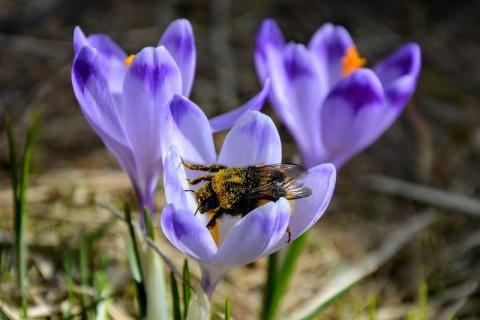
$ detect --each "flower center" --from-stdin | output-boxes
[124,54,136,67]
[341,46,366,77]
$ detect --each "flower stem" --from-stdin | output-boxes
[261,231,309,320]
[261,250,279,320]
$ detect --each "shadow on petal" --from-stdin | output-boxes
[161,204,218,262]
[214,198,290,267]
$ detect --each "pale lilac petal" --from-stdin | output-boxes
[266,164,336,254]
[308,23,354,89]
[159,19,196,97]
[218,111,281,166]
[164,95,216,164]
[374,43,421,129]
[254,19,286,84]
[73,26,89,54]
[122,46,182,192]
[75,30,127,95]
[87,34,127,62]
[72,46,136,183]
[72,46,126,144]
[214,198,290,266]
[321,69,385,168]
[374,43,421,88]
[278,43,326,156]
[87,34,128,94]
[163,145,198,212]
[209,79,270,133]
[161,204,218,262]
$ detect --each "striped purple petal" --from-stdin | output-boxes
[308,23,354,89]
[254,19,286,84]
[164,95,216,165]
[122,46,182,193]
[218,111,281,166]
[320,68,385,168]
[159,19,196,97]
[267,163,336,254]
[161,204,218,262]
[374,43,421,129]
[214,198,290,266]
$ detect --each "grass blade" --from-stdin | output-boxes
[183,259,192,319]
[6,115,39,318]
[170,271,182,320]
[6,118,19,203]
[124,204,147,318]
[63,245,74,319]
[225,296,231,320]
[79,238,91,309]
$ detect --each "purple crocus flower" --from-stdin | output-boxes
[255,19,421,169]
[71,19,269,227]
[74,19,196,98]
[160,99,336,298]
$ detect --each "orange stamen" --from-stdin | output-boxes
[124,54,135,67]
[211,226,220,246]
[209,212,220,246]
[341,46,366,77]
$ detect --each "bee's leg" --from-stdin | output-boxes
[286,226,292,244]
[181,157,227,172]
[206,208,225,229]
[186,175,213,185]
[183,190,200,214]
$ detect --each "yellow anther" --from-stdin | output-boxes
[124,54,135,67]
[209,214,220,246]
[341,46,366,77]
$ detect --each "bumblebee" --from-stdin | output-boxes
[181,158,312,235]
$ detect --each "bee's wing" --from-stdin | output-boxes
[245,164,312,201]
[254,163,309,180]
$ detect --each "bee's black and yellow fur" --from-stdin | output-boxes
[181,158,312,235]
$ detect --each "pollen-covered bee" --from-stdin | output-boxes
[181,158,312,235]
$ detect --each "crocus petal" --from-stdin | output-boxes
[254,19,286,84]
[164,95,216,165]
[73,28,128,95]
[71,45,136,183]
[308,23,354,89]
[214,198,290,266]
[122,46,182,192]
[374,43,421,89]
[163,145,198,212]
[265,163,336,254]
[278,43,326,156]
[218,111,281,166]
[203,199,289,296]
[320,68,385,168]
[86,34,127,62]
[87,34,128,94]
[374,43,421,129]
[161,204,218,262]
[209,79,270,133]
[72,46,127,146]
[73,26,89,54]
[159,19,196,97]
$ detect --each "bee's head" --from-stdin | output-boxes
[194,183,220,213]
